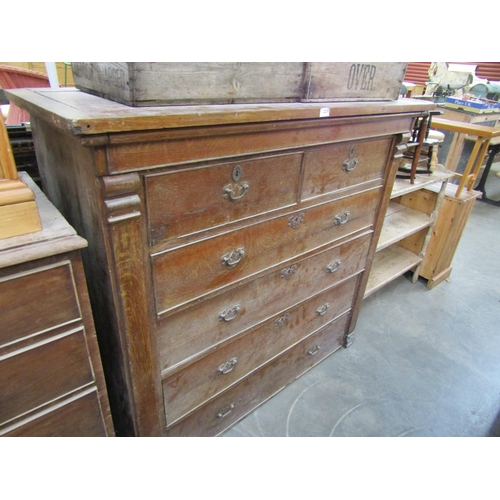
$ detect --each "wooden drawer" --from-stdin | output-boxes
[146,152,303,246]
[0,328,94,425]
[157,231,371,371]
[301,137,392,201]
[152,187,380,315]
[0,262,81,346]
[166,312,349,436]
[2,390,107,437]
[163,274,358,424]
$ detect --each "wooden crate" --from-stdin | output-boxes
[71,62,408,107]
[301,62,407,102]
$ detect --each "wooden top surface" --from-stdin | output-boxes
[0,172,86,267]
[432,117,500,138]
[5,88,436,136]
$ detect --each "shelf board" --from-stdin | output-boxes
[365,246,421,298]
[377,201,432,251]
[391,165,454,199]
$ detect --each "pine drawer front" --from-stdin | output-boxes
[145,152,303,246]
[2,390,107,437]
[302,137,392,200]
[152,188,380,315]
[157,232,371,370]
[0,262,81,346]
[0,328,95,425]
[163,275,358,424]
[166,312,350,437]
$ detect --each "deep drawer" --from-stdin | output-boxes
[0,262,81,347]
[156,231,371,371]
[163,274,358,424]
[145,152,303,246]
[166,312,349,437]
[301,137,392,200]
[0,328,94,425]
[152,187,380,315]
[2,390,107,437]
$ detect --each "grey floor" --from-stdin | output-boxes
[224,167,500,438]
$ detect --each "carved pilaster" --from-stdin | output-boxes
[102,173,165,436]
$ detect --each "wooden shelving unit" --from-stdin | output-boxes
[365,165,455,297]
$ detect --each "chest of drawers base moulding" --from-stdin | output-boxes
[6,88,435,436]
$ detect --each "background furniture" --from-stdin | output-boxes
[474,135,500,205]
[438,107,500,175]
[432,117,500,197]
[0,115,41,238]
[7,88,433,436]
[366,165,453,296]
[0,173,114,436]
[0,65,50,125]
[416,183,480,289]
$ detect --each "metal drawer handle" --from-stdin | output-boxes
[218,305,241,322]
[288,212,305,229]
[316,303,330,316]
[224,182,249,201]
[217,402,235,418]
[275,313,291,327]
[221,248,245,267]
[327,260,341,273]
[307,345,321,356]
[218,357,238,375]
[280,265,298,280]
[334,211,350,226]
[343,158,359,172]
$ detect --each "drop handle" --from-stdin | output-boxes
[343,158,359,172]
[327,260,341,273]
[316,303,330,316]
[221,248,245,268]
[334,211,350,226]
[218,305,241,322]
[274,313,291,327]
[217,402,235,418]
[218,357,238,375]
[224,182,249,201]
[307,345,321,356]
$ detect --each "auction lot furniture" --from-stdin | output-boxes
[432,117,500,197]
[7,88,434,436]
[0,173,114,437]
[439,107,500,175]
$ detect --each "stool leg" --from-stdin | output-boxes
[476,144,500,203]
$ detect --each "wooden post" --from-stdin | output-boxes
[432,117,500,197]
[0,118,42,239]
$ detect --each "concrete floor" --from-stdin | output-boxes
[224,197,500,437]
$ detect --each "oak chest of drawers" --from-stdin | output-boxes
[8,88,434,436]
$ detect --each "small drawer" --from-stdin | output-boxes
[163,274,358,424]
[145,152,303,246]
[301,137,392,200]
[0,262,81,347]
[166,313,349,437]
[157,231,371,371]
[0,328,94,425]
[152,187,380,315]
[2,391,107,437]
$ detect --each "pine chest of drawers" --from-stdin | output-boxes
[7,88,434,436]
